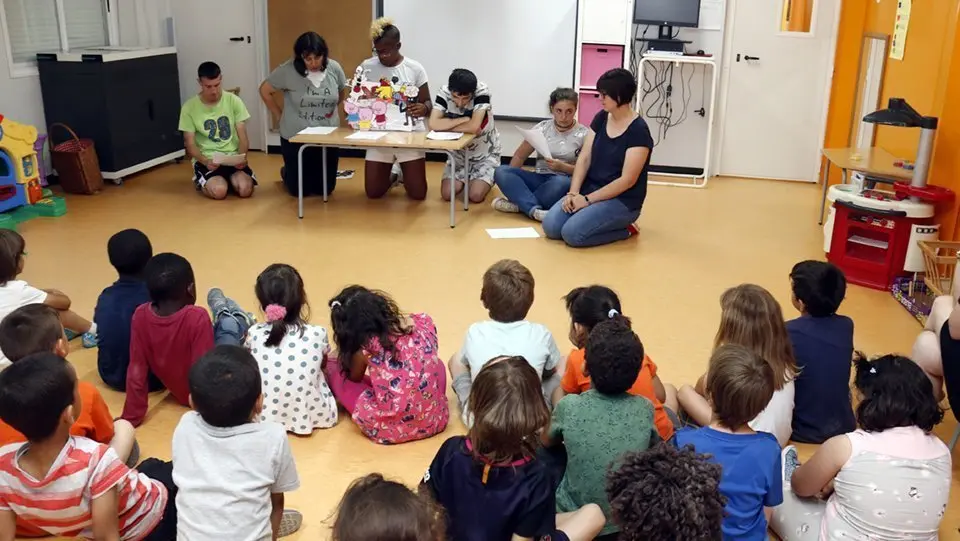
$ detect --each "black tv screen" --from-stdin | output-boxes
[634,0,701,27]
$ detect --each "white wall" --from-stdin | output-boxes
[117,0,173,48]
[0,37,46,133]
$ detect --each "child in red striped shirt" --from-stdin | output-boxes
[0,353,177,540]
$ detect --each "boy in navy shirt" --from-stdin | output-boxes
[787,260,856,443]
[675,344,782,541]
[94,229,160,391]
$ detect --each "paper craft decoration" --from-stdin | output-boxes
[517,127,553,160]
[344,66,425,132]
[890,0,911,61]
[211,152,246,166]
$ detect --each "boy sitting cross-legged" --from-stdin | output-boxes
[0,352,177,540]
[173,345,302,540]
[0,304,139,465]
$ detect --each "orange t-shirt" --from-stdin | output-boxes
[0,381,115,446]
[560,348,674,440]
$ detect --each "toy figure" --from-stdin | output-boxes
[345,101,360,128]
[372,101,388,128]
[358,107,374,130]
[376,77,394,100]
[404,85,420,127]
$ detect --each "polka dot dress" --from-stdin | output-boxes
[244,322,338,434]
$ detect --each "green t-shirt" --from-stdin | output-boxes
[549,390,656,535]
[178,92,251,158]
[267,59,347,139]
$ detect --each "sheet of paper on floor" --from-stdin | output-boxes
[486,227,541,239]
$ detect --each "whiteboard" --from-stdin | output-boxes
[381,0,577,119]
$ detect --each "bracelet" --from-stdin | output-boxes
[584,195,591,205]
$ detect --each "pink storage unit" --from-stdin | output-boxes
[578,91,602,124]
[579,44,624,87]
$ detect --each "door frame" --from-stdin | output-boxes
[715,0,843,182]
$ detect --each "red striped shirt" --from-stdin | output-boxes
[0,437,166,540]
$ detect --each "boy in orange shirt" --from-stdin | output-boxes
[0,304,138,464]
[553,285,679,440]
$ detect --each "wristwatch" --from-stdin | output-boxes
[584,194,591,205]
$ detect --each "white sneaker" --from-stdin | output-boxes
[278,509,303,537]
[492,197,520,214]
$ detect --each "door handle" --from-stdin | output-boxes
[229,36,245,42]
[744,55,760,61]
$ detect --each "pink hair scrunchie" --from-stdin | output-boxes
[265,304,287,323]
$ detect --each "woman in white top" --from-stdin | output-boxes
[244,263,337,434]
[678,284,797,446]
[492,88,590,222]
[773,354,951,541]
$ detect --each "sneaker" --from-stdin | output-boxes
[531,208,548,222]
[81,331,98,349]
[64,329,79,342]
[207,288,255,326]
[278,509,303,537]
[626,223,640,237]
[782,445,800,484]
[492,197,520,214]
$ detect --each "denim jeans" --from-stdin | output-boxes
[214,312,249,346]
[542,197,640,248]
[493,166,571,216]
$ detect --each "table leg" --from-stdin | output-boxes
[448,151,457,228]
[322,146,328,203]
[818,155,829,225]
[463,156,470,212]
[298,144,307,219]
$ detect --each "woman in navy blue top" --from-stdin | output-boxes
[542,69,654,248]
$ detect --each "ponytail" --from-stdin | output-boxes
[254,264,308,348]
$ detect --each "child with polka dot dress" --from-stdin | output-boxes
[244,264,337,434]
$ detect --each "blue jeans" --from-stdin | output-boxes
[493,166,571,216]
[214,312,249,346]
[542,197,640,248]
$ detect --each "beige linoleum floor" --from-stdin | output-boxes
[18,152,958,539]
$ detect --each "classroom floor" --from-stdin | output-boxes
[20,151,958,540]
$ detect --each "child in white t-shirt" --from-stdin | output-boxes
[449,259,562,426]
[244,263,337,434]
[0,230,97,369]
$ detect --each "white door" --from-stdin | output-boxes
[170,0,263,150]
[718,0,840,181]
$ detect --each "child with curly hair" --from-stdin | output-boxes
[607,444,725,541]
[332,474,445,541]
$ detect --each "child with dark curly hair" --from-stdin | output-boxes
[606,444,725,541]
[421,356,604,541]
[772,354,950,541]
[332,473,445,541]
[542,318,656,537]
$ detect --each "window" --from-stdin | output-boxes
[780,0,815,33]
[0,0,114,77]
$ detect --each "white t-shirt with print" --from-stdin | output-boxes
[749,379,795,446]
[172,412,300,541]
[244,322,337,434]
[0,280,48,369]
[457,320,562,380]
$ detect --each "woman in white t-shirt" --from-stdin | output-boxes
[0,230,97,368]
[493,88,590,222]
[244,263,337,434]
[678,284,797,446]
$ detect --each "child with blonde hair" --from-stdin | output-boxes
[245,264,337,434]
[678,284,797,446]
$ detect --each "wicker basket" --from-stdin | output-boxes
[918,240,960,297]
[49,123,103,195]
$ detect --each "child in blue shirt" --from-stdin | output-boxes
[675,344,782,541]
[787,260,856,443]
[94,229,160,391]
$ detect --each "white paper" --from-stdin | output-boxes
[699,0,724,31]
[211,152,246,166]
[516,127,553,160]
[297,126,337,136]
[486,227,541,239]
[426,131,464,141]
[345,131,388,141]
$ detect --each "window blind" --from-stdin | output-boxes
[63,0,108,50]
[2,0,61,64]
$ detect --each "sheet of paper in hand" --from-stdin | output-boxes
[344,66,424,132]
[211,153,246,166]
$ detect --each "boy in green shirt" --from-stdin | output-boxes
[178,61,256,200]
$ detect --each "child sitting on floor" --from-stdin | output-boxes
[543,318,656,538]
[421,356,605,541]
[450,259,562,426]
[787,260,856,443]
[555,285,677,441]
[0,304,138,465]
[772,354,951,541]
[245,263,337,434]
[675,344,783,541]
[325,285,449,444]
[0,353,177,540]
[606,444,725,541]
[173,345,302,539]
[332,473,445,541]
[0,230,97,369]
[678,284,797,446]
[429,68,502,203]
[94,228,157,391]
